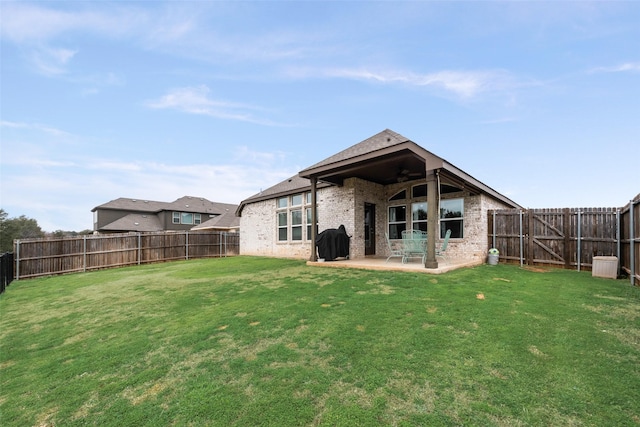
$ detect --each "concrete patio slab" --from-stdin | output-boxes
[307,256,484,274]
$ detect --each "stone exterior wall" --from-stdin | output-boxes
[239,179,515,262]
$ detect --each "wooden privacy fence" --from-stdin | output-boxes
[1,252,15,294]
[13,231,239,280]
[489,195,639,286]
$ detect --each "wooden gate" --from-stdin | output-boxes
[489,208,619,270]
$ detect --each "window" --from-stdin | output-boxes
[291,209,303,240]
[181,212,193,225]
[278,212,288,241]
[173,212,200,225]
[389,190,406,201]
[412,202,427,232]
[306,207,313,240]
[412,184,426,198]
[277,193,314,242]
[440,198,463,238]
[388,205,407,239]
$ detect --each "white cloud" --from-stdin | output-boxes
[0,3,143,43]
[1,140,297,231]
[0,120,71,137]
[290,67,515,99]
[28,45,78,75]
[146,85,288,126]
[589,62,640,74]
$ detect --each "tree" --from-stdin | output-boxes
[0,209,45,252]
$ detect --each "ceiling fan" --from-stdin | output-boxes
[397,168,423,183]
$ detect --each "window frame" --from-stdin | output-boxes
[439,198,464,239]
[276,192,314,243]
[388,204,407,239]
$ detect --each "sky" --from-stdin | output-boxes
[1,1,639,232]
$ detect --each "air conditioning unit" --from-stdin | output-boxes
[592,256,618,279]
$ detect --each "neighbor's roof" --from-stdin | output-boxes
[192,210,240,230]
[93,196,238,215]
[99,213,163,232]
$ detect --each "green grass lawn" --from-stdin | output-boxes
[1,257,639,426]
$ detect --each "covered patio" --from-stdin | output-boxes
[307,255,484,274]
[298,129,520,270]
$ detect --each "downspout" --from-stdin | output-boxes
[310,177,318,261]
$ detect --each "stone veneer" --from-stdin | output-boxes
[239,178,514,262]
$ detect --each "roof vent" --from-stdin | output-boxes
[185,204,189,208]
[134,222,139,226]
[132,199,137,202]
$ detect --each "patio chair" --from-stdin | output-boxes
[436,229,452,262]
[385,232,404,263]
[401,230,427,264]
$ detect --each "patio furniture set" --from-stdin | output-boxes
[386,229,451,264]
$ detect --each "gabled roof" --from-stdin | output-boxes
[91,198,167,213]
[298,129,521,208]
[238,129,521,213]
[300,129,410,173]
[236,175,332,215]
[166,196,238,215]
[93,196,238,215]
[192,210,240,231]
[99,213,163,232]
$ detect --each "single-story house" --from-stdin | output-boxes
[92,196,239,233]
[236,129,521,269]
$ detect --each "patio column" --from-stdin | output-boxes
[309,176,318,261]
[425,170,438,269]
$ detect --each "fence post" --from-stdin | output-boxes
[492,210,496,250]
[577,211,582,272]
[14,240,20,281]
[631,200,635,286]
[138,233,142,265]
[83,235,87,272]
[563,208,572,270]
[616,209,621,278]
[519,210,524,267]
[186,232,189,260]
[527,209,534,266]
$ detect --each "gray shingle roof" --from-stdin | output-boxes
[236,175,332,215]
[99,213,163,232]
[92,198,166,213]
[93,196,237,215]
[299,129,409,173]
[192,210,240,230]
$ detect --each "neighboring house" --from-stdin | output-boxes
[92,196,239,233]
[237,129,521,269]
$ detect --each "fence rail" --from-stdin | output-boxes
[13,231,239,280]
[489,195,640,286]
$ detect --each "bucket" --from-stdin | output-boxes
[487,254,499,265]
